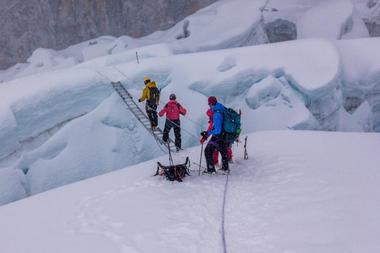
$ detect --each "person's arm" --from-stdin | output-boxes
[139,87,148,102]
[179,105,187,115]
[208,112,222,135]
[158,105,167,117]
[207,120,213,131]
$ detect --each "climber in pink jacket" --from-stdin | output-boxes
[159,93,187,151]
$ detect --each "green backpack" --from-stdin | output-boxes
[218,107,241,143]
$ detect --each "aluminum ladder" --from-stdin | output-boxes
[111,81,176,152]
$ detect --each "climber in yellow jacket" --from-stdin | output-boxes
[138,76,160,129]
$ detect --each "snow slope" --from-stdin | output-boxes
[0,131,379,253]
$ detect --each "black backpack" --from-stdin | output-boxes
[148,83,160,106]
[155,157,190,182]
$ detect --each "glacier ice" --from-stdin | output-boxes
[245,76,283,110]
[0,168,27,206]
[0,37,379,205]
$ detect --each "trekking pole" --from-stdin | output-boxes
[198,142,204,176]
[244,136,248,160]
[136,51,140,64]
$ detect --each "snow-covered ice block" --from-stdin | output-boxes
[244,78,319,131]
[6,69,111,141]
[146,0,268,53]
[297,0,368,40]
[0,67,112,160]
[0,108,19,160]
[336,38,380,131]
[338,101,373,132]
[245,75,283,109]
[25,94,164,194]
[0,168,26,206]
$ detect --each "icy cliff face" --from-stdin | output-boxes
[364,0,380,36]
[0,0,217,69]
[336,38,380,131]
[2,0,378,73]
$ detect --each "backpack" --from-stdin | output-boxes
[217,107,241,143]
[148,83,160,106]
[155,157,190,182]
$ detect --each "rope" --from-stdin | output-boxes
[167,141,174,166]
[95,70,114,83]
[171,150,208,171]
[182,114,202,128]
[112,66,134,83]
[146,104,200,140]
[221,173,230,253]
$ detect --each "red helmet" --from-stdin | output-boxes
[208,96,217,106]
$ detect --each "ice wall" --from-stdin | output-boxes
[0,37,379,206]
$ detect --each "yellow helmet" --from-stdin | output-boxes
[143,76,151,83]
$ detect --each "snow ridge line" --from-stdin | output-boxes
[221,173,229,253]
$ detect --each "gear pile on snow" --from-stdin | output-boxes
[155,157,190,182]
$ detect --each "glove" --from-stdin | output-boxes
[138,98,142,102]
[200,131,208,138]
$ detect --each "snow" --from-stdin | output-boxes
[0,1,378,248]
[0,131,379,252]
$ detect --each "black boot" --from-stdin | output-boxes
[203,164,216,175]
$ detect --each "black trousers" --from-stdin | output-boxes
[163,119,181,149]
[146,104,158,127]
[205,135,229,171]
